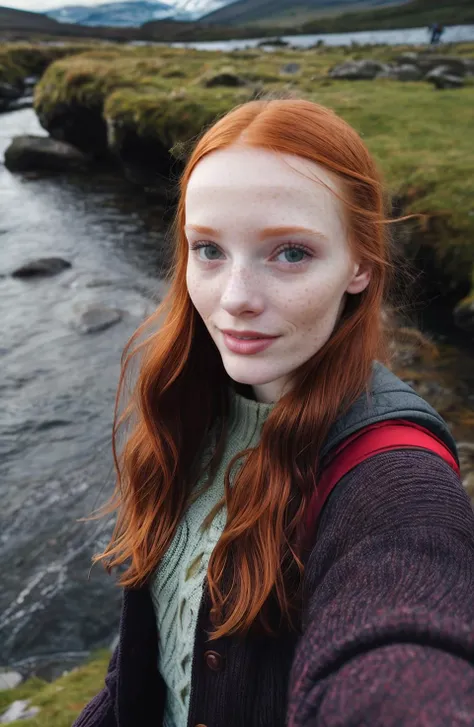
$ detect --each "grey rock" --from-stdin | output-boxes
[395,52,419,64]
[204,72,247,88]
[280,63,301,75]
[0,700,39,723]
[0,671,22,689]
[4,135,88,173]
[417,55,470,77]
[328,59,389,80]
[12,257,72,279]
[426,66,465,89]
[394,64,424,81]
[74,305,122,334]
[257,37,289,48]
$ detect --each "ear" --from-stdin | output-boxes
[346,261,371,295]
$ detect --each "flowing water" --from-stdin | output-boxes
[0,108,170,674]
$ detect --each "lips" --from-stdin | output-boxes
[221,329,277,340]
[220,330,279,356]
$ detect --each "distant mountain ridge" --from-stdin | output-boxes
[46,0,232,26]
[200,0,407,25]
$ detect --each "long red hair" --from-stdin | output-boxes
[95,99,392,639]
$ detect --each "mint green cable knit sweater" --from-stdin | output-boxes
[150,388,275,727]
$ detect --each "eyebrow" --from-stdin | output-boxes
[184,224,328,242]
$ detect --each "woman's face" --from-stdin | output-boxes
[185,145,370,403]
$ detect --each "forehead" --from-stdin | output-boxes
[185,145,343,224]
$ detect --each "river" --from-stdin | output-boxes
[0,108,170,677]
[168,23,474,52]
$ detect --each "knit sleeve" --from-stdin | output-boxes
[72,647,118,727]
[287,449,474,727]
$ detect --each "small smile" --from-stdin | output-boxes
[220,330,279,356]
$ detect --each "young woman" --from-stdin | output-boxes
[74,99,474,727]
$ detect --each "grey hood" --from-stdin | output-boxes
[322,361,458,464]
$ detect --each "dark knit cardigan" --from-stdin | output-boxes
[74,370,474,727]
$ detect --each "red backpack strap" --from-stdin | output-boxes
[305,419,460,535]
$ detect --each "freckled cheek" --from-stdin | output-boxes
[278,285,340,336]
[186,270,220,319]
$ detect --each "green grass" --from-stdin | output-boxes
[0,651,110,727]
[33,43,474,288]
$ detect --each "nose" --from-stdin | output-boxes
[220,265,265,317]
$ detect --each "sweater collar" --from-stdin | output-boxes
[227,385,275,443]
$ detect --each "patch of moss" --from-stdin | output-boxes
[0,651,110,727]
[105,84,252,152]
[0,42,95,86]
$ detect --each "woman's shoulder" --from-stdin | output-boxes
[316,447,471,554]
[322,362,458,461]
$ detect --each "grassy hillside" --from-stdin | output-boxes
[0,6,63,32]
[199,0,474,30]
[144,0,474,41]
[301,0,474,33]
[200,0,406,26]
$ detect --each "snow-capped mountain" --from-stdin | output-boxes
[46,0,232,26]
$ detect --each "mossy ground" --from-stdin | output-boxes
[33,41,474,287]
[0,43,96,86]
[0,651,109,726]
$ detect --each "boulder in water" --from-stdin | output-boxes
[328,60,390,80]
[257,37,289,48]
[4,135,88,173]
[12,257,72,279]
[74,305,123,334]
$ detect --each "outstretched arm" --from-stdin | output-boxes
[288,450,474,726]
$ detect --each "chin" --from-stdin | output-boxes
[222,359,284,387]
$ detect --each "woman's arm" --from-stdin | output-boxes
[288,449,474,726]
[72,647,118,727]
